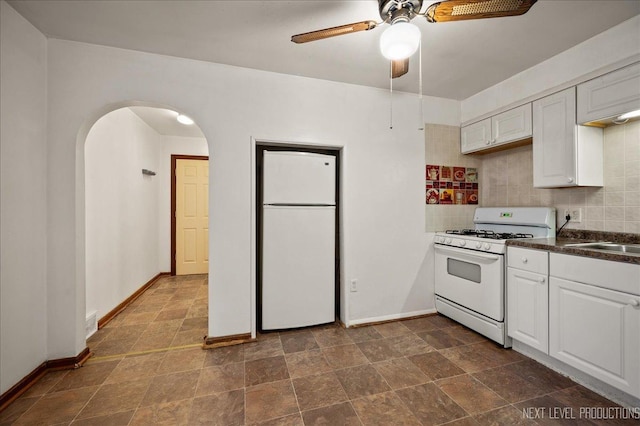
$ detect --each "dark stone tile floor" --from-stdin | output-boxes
[1,274,636,425]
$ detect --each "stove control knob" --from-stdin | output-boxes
[459,240,466,247]
[475,242,483,249]
[445,238,452,244]
[483,243,491,250]
[437,237,444,243]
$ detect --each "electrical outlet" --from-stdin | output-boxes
[570,208,582,223]
[350,279,357,292]
[563,208,582,223]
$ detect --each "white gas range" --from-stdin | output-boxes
[434,207,556,347]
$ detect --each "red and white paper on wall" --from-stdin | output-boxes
[426,165,478,205]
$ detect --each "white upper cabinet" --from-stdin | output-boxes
[493,103,532,145]
[533,87,603,188]
[577,62,640,124]
[461,104,532,154]
[461,118,491,153]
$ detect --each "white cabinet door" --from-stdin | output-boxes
[492,104,532,146]
[507,267,548,353]
[533,87,603,188]
[461,118,491,154]
[533,87,577,187]
[461,105,532,154]
[577,62,640,124]
[549,277,640,398]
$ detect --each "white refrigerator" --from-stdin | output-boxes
[261,151,336,330]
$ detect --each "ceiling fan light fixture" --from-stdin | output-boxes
[380,21,421,60]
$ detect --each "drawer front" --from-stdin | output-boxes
[507,247,548,274]
[550,252,640,296]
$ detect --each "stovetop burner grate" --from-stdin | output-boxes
[445,229,534,240]
[445,229,476,236]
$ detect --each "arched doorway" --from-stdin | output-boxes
[81,104,210,356]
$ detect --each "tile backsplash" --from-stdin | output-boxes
[426,121,640,234]
[480,120,640,234]
[425,124,481,232]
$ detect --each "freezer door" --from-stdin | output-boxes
[262,205,335,330]
[263,151,335,205]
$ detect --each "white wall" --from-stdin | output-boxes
[85,108,162,322]
[158,135,208,272]
[42,37,459,357]
[0,1,48,394]
[462,15,640,123]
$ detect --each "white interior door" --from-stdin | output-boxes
[176,158,209,275]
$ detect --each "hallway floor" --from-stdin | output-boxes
[1,275,634,425]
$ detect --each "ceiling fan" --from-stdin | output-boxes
[292,0,538,78]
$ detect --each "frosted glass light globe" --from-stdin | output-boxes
[380,21,421,60]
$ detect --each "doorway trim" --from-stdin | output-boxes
[171,154,209,276]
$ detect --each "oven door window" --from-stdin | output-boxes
[447,258,481,283]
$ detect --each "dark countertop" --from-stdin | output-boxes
[506,230,640,265]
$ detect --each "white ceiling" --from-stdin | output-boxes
[129,107,205,138]
[8,0,640,101]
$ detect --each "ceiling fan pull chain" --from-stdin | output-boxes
[389,61,394,130]
[418,37,424,131]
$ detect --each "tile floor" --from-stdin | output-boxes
[1,274,635,425]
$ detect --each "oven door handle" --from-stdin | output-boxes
[434,244,500,261]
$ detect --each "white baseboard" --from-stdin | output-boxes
[85,311,97,339]
[347,308,437,327]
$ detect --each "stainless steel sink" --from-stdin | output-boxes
[564,242,640,254]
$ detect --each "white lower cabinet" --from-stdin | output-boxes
[507,247,549,353]
[507,249,640,399]
[507,268,548,352]
[549,276,640,398]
